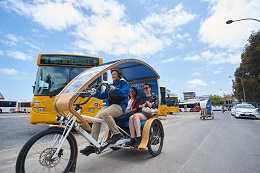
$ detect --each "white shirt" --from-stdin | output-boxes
[126,99,134,110]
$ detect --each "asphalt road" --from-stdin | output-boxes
[0,112,259,173]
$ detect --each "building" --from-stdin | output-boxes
[183,92,196,100]
[196,95,210,101]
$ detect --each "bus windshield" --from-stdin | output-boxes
[166,99,178,106]
[34,66,90,96]
[30,54,104,124]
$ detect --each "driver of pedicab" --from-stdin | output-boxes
[80,68,130,156]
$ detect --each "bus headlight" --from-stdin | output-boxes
[88,108,94,113]
[38,108,44,112]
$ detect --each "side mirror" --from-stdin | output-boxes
[103,72,108,81]
[32,85,35,93]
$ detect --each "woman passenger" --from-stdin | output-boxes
[118,87,140,129]
[126,83,159,148]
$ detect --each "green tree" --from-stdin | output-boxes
[209,95,223,106]
[234,30,260,103]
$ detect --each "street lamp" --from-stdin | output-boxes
[237,77,246,102]
[226,18,260,24]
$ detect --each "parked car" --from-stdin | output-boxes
[233,103,259,119]
[212,106,222,111]
[230,105,236,116]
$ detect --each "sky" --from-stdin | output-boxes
[0,0,259,102]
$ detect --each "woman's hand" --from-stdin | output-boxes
[146,101,153,107]
[125,109,131,114]
[139,103,146,108]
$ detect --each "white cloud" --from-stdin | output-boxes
[176,34,183,39]
[161,58,178,63]
[192,72,202,76]
[142,3,196,34]
[183,55,201,61]
[0,68,19,75]
[0,50,3,55]
[32,2,83,31]
[199,0,260,49]
[206,51,241,64]
[6,51,33,61]
[176,33,191,40]
[211,81,216,84]
[0,68,28,80]
[187,79,207,86]
[1,1,83,31]
[73,2,196,56]
[213,70,221,74]
[182,49,241,64]
[2,1,196,57]
[6,34,19,42]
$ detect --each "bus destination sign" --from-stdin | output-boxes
[40,55,99,66]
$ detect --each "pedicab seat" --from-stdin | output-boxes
[124,120,147,128]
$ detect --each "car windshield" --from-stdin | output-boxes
[237,104,255,109]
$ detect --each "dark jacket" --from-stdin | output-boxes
[138,94,159,118]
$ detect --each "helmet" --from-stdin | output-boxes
[111,68,123,79]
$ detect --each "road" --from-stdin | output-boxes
[0,112,260,173]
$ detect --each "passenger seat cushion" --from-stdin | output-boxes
[124,120,146,127]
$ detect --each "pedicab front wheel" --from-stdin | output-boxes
[16,127,77,173]
[147,119,164,157]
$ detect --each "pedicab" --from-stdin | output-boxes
[200,99,214,120]
[16,59,164,173]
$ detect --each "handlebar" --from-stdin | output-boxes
[74,82,110,110]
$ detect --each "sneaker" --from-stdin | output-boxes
[80,145,95,156]
[125,138,136,147]
[134,136,141,148]
[107,134,121,144]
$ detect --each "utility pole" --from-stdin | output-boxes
[237,77,246,102]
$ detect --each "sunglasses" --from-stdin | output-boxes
[143,87,149,90]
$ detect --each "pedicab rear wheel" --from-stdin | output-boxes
[147,119,164,157]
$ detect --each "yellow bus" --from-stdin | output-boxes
[30,54,104,124]
[166,95,179,114]
[159,86,168,116]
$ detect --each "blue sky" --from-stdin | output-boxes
[0,0,259,101]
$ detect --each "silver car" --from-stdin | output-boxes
[234,104,259,119]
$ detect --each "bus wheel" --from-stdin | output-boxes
[0,109,2,113]
[147,119,164,157]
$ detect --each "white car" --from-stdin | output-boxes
[234,104,259,119]
[230,105,236,116]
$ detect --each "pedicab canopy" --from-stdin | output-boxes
[200,99,212,113]
[54,59,160,131]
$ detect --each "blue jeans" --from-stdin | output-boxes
[118,112,132,129]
